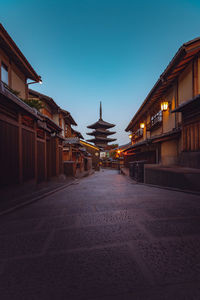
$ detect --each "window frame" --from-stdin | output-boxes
[1,61,9,86]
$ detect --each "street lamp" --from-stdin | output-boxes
[27,78,43,85]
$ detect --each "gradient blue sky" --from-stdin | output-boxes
[1,0,200,144]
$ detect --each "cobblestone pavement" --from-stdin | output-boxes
[1,169,200,299]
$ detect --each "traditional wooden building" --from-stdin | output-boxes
[28,89,83,172]
[80,140,100,170]
[71,127,83,139]
[61,109,77,138]
[63,137,93,176]
[87,102,116,148]
[28,90,77,139]
[125,37,200,170]
[0,24,63,187]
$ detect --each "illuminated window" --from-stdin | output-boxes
[1,62,8,85]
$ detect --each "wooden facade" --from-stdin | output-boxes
[0,82,64,187]
[80,140,100,170]
[125,37,200,169]
[173,95,200,168]
[28,89,81,169]
[0,24,64,188]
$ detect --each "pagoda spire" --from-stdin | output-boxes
[100,101,102,120]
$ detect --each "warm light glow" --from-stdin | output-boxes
[80,140,99,150]
[129,134,132,139]
[140,123,145,129]
[117,150,121,154]
[161,101,168,111]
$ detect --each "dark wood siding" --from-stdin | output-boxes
[182,101,200,152]
[59,147,63,174]
[0,120,19,187]
[22,128,35,181]
[182,121,200,151]
[37,140,45,182]
[51,138,56,177]
[46,137,56,178]
[46,138,51,180]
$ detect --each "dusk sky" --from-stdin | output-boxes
[1,0,200,144]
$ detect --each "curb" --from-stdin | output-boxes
[75,170,95,179]
[121,168,200,196]
[126,177,200,196]
[0,179,78,217]
[120,169,200,196]
[120,168,129,176]
[138,182,200,197]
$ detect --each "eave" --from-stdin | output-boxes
[87,130,116,136]
[0,24,41,82]
[87,137,117,142]
[80,140,100,151]
[0,81,41,120]
[71,127,84,139]
[124,129,181,153]
[87,118,115,129]
[42,114,62,133]
[62,109,77,126]
[29,89,59,111]
[172,94,200,113]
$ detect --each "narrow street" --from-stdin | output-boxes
[1,169,200,299]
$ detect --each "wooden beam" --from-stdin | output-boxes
[193,58,199,96]
[18,112,23,184]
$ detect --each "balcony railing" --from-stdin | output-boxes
[147,111,162,131]
[133,128,143,140]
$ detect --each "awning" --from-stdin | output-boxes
[172,94,200,112]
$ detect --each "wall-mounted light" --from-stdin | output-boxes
[28,77,42,85]
[117,150,121,154]
[161,101,168,111]
[140,123,145,129]
[129,134,132,139]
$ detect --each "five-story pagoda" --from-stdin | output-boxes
[87,102,116,149]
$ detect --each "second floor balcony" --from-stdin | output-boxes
[147,111,162,131]
[132,128,143,141]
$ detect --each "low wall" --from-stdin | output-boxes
[129,161,146,182]
[180,151,200,169]
[144,164,200,191]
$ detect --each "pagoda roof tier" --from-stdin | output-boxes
[87,118,115,129]
[86,129,116,136]
[87,137,116,143]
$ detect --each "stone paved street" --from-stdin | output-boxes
[1,169,200,299]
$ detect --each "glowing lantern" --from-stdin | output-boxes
[129,134,132,139]
[140,123,145,129]
[161,102,168,111]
